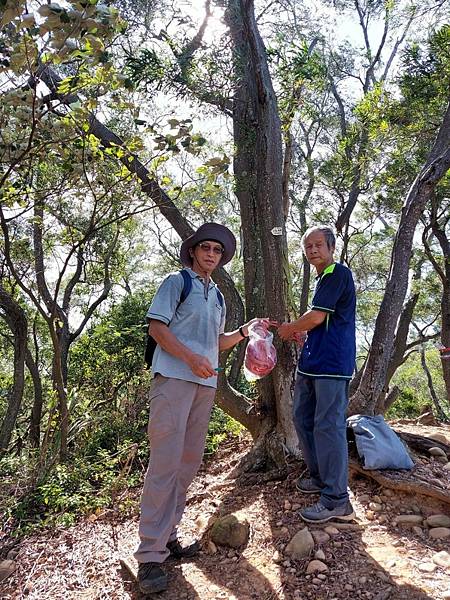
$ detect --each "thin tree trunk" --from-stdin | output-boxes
[298,155,313,315]
[432,231,450,402]
[382,386,400,413]
[420,344,448,421]
[26,346,43,448]
[0,286,27,451]
[351,101,450,414]
[282,131,293,219]
[336,130,369,234]
[376,292,419,412]
[423,207,450,402]
[440,281,450,402]
[32,199,69,461]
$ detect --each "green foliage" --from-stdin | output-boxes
[400,26,450,110]
[387,387,422,419]
[1,1,126,79]
[271,38,328,129]
[205,406,243,455]
[387,349,448,419]
[365,26,450,207]
[125,48,169,90]
[2,436,144,535]
[69,290,153,408]
[1,402,243,536]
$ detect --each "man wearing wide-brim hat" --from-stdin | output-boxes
[134,223,268,594]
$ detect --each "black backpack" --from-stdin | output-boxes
[144,269,224,369]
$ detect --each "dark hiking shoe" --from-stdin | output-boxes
[167,539,200,559]
[295,477,323,494]
[137,562,168,594]
[299,501,355,524]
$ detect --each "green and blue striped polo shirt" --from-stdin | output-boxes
[298,262,356,379]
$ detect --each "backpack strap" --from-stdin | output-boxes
[178,269,192,307]
[145,270,191,369]
[216,288,224,307]
[179,268,223,308]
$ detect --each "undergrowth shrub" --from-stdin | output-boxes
[1,400,243,538]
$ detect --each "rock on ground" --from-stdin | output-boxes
[425,514,450,528]
[306,559,328,574]
[285,527,314,560]
[0,560,16,582]
[210,513,250,548]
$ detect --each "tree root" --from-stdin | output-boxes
[235,420,289,475]
[238,467,288,487]
[394,430,450,455]
[349,458,450,506]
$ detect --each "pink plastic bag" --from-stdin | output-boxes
[244,320,277,381]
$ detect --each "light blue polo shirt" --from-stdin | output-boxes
[146,268,226,388]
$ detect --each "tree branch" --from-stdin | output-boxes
[69,229,118,342]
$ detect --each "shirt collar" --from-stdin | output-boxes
[185,267,216,289]
[316,262,336,279]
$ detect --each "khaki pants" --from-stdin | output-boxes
[134,375,215,564]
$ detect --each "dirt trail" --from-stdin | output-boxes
[2,424,450,600]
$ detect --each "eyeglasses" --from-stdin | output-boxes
[197,242,224,255]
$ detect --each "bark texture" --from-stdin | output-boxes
[225,0,299,464]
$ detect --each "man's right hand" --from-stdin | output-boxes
[293,331,307,349]
[277,321,297,341]
[187,353,216,379]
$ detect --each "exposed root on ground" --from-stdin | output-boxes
[349,458,450,506]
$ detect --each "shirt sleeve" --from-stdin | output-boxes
[311,269,347,314]
[146,273,184,325]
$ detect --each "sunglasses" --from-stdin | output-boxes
[197,242,224,255]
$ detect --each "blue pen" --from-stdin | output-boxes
[215,367,223,372]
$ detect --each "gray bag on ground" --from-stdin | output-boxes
[346,414,414,470]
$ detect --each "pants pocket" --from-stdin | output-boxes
[148,392,176,439]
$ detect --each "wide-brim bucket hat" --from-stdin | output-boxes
[180,223,236,267]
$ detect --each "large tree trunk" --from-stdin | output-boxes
[225,0,298,467]
[0,286,27,451]
[351,101,450,414]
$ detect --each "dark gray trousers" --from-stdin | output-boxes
[293,375,350,508]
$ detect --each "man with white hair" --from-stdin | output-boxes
[278,226,356,523]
